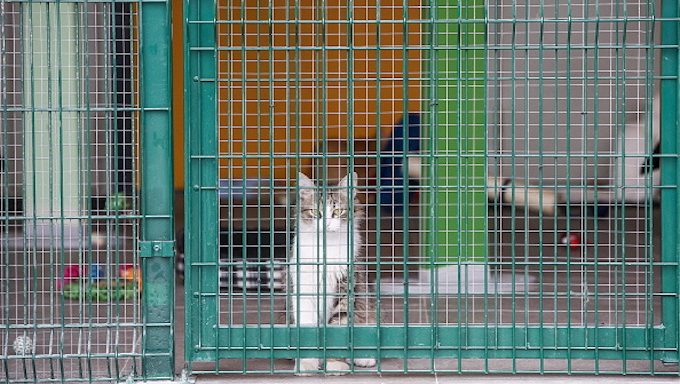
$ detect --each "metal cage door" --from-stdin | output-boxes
[183,0,680,376]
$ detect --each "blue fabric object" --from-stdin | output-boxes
[378,113,421,214]
[89,264,105,281]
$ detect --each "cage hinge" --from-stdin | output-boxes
[139,240,175,258]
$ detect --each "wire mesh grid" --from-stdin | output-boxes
[184,0,680,377]
[486,0,659,328]
[0,2,146,382]
[214,0,429,326]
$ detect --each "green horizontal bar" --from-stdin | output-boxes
[189,367,679,376]
[185,17,678,25]
[191,74,672,82]
[192,326,669,361]
[177,73,679,83]
[191,153,665,160]
[188,44,674,52]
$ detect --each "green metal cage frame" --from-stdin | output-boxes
[139,0,175,379]
[183,0,680,375]
[0,0,175,381]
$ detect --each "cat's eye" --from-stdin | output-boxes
[332,208,347,217]
[304,209,321,218]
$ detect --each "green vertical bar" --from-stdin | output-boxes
[428,0,486,264]
[660,0,679,365]
[185,0,219,363]
[140,0,175,378]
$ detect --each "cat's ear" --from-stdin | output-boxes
[337,172,358,199]
[297,172,315,199]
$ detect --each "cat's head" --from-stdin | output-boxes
[296,172,361,232]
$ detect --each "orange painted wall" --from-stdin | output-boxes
[172,0,184,189]
[174,0,423,186]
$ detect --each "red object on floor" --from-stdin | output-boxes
[561,233,583,249]
[57,264,83,289]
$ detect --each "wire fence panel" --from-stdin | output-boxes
[0,1,174,382]
[183,0,680,377]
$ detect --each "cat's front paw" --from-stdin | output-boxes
[295,358,320,376]
[352,358,377,368]
[325,359,350,375]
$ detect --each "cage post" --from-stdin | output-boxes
[183,0,220,364]
[660,0,680,365]
[22,3,81,249]
[139,0,175,378]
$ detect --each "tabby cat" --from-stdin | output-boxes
[289,172,376,375]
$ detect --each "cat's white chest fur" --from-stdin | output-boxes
[290,230,361,324]
[294,231,357,262]
[291,231,358,287]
